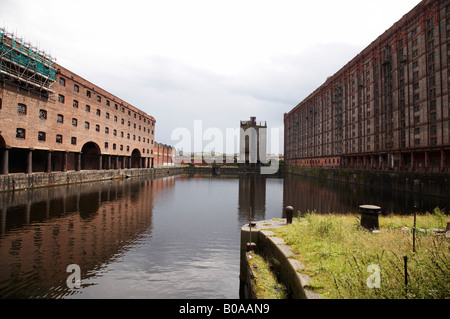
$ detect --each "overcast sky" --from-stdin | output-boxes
[2,0,422,154]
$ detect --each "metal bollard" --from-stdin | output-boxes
[359,205,381,230]
[285,206,294,224]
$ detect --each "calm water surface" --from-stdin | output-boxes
[0,173,448,298]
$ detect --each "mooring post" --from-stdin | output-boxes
[359,205,381,230]
[413,206,417,253]
[285,206,294,224]
[403,255,408,296]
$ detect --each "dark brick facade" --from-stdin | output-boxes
[284,0,450,173]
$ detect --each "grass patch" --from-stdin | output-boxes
[272,208,450,299]
[247,252,288,299]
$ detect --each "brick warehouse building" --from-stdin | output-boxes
[0,28,156,174]
[284,0,450,173]
[153,142,175,167]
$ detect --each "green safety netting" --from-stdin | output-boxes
[0,30,55,81]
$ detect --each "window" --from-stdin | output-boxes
[113,143,116,150]
[18,103,27,114]
[0,98,2,109]
[128,121,131,127]
[73,100,79,108]
[56,134,63,143]
[72,118,78,126]
[127,146,130,152]
[414,138,421,146]
[71,137,77,145]
[85,105,91,112]
[414,127,420,135]
[121,119,124,125]
[113,129,117,136]
[120,145,123,151]
[16,128,25,139]
[106,112,110,119]
[105,127,109,134]
[38,131,46,141]
[58,94,65,103]
[96,109,101,116]
[95,124,100,132]
[97,96,101,103]
[106,100,110,106]
[114,116,118,122]
[85,122,90,129]
[127,133,130,139]
[39,109,47,119]
[57,114,64,123]
[86,90,91,98]
[74,84,79,92]
[105,142,108,149]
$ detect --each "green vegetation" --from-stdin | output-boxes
[247,252,288,299]
[272,209,450,299]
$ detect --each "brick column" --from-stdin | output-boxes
[26,148,33,174]
[62,152,68,172]
[76,153,81,171]
[98,155,103,170]
[1,147,10,174]
[46,150,52,173]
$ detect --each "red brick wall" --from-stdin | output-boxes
[0,63,155,161]
[284,0,450,171]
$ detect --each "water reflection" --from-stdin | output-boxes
[0,177,175,298]
[237,175,267,225]
[282,174,450,216]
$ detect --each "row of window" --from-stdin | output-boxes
[16,128,153,154]
[58,77,152,125]
[61,99,154,134]
[16,103,154,142]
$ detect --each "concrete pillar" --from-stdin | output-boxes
[1,147,9,174]
[26,148,33,174]
[99,155,103,170]
[115,156,119,169]
[128,157,132,169]
[108,155,112,170]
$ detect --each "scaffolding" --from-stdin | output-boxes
[0,28,56,95]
